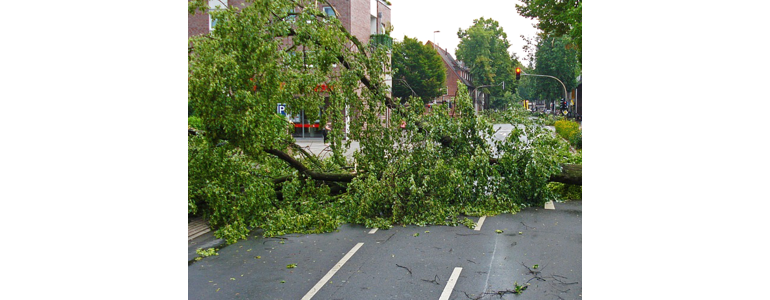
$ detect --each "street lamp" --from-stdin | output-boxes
[519,70,568,117]
[470,81,505,115]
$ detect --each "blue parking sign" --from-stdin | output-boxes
[277,103,287,116]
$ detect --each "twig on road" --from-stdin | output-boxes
[395,264,412,276]
[421,274,441,285]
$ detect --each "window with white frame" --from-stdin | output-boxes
[322,6,336,18]
[209,0,228,31]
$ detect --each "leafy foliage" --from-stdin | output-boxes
[516,0,582,54]
[570,130,581,149]
[392,36,447,103]
[196,247,219,257]
[188,134,283,243]
[533,35,580,103]
[188,116,203,130]
[555,119,581,149]
[549,182,581,200]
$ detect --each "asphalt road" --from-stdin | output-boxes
[188,201,582,300]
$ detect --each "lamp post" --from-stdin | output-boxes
[470,81,505,115]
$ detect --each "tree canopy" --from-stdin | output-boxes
[456,17,518,109]
[188,0,581,244]
[533,35,580,102]
[516,0,582,55]
[392,36,447,103]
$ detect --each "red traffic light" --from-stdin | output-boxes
[515,67,521,80]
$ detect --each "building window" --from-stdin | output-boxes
[287,8,296,22]
[209,0,228,31]
[322,6,336,18]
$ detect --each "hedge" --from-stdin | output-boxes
[554,120,581,149]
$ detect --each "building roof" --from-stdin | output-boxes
[426,41,473,88]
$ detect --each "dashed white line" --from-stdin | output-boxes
[439,267,463,300]
[368,228,378,234]
[545,200,555,210]
[474,216,487,231]
[301,242,364,300]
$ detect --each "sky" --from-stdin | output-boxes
[388,0,540,65]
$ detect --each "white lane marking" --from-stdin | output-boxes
[368,228,378,234]
[439,267,463,300]
[301,242,364,300]
[474,216,486,231]
[482,236,498,293]
[545,200,555,210]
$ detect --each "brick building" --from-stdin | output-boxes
[189,0,391,42]
[426,41,487,114]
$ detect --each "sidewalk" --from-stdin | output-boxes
[188,217,225,263]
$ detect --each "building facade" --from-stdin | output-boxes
[426,41,488,114]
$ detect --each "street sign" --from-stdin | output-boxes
[277,103,287,116]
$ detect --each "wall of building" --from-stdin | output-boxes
[351,0,372,45]
[327,0,352,39]
[376,0,391,34]
[188,1,209,38]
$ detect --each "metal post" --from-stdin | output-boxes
[520,72,568,117]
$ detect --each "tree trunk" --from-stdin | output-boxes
[549,164,581,185]
[267,145,581,186]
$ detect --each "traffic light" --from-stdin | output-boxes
[515,67,521,80]
[560,99,567,110]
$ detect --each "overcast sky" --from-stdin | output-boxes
[389,0,540,65]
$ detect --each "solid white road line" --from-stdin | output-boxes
[301,242,364,300]
[545,200,555,210]
[368,228,378,234]
[474,216,486,231]
[439,267,463,300]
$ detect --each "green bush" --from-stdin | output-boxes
[554,119,581,149]
[570,130,582,149]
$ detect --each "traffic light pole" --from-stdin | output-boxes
[520,71,569,116]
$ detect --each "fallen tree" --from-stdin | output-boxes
[188,0,582,243]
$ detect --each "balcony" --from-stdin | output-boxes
[369,34,393,49]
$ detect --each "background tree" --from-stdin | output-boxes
[533,35,580,112]
[516,0,582,56]
[392,36,447,103]
[456,17,518,110]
